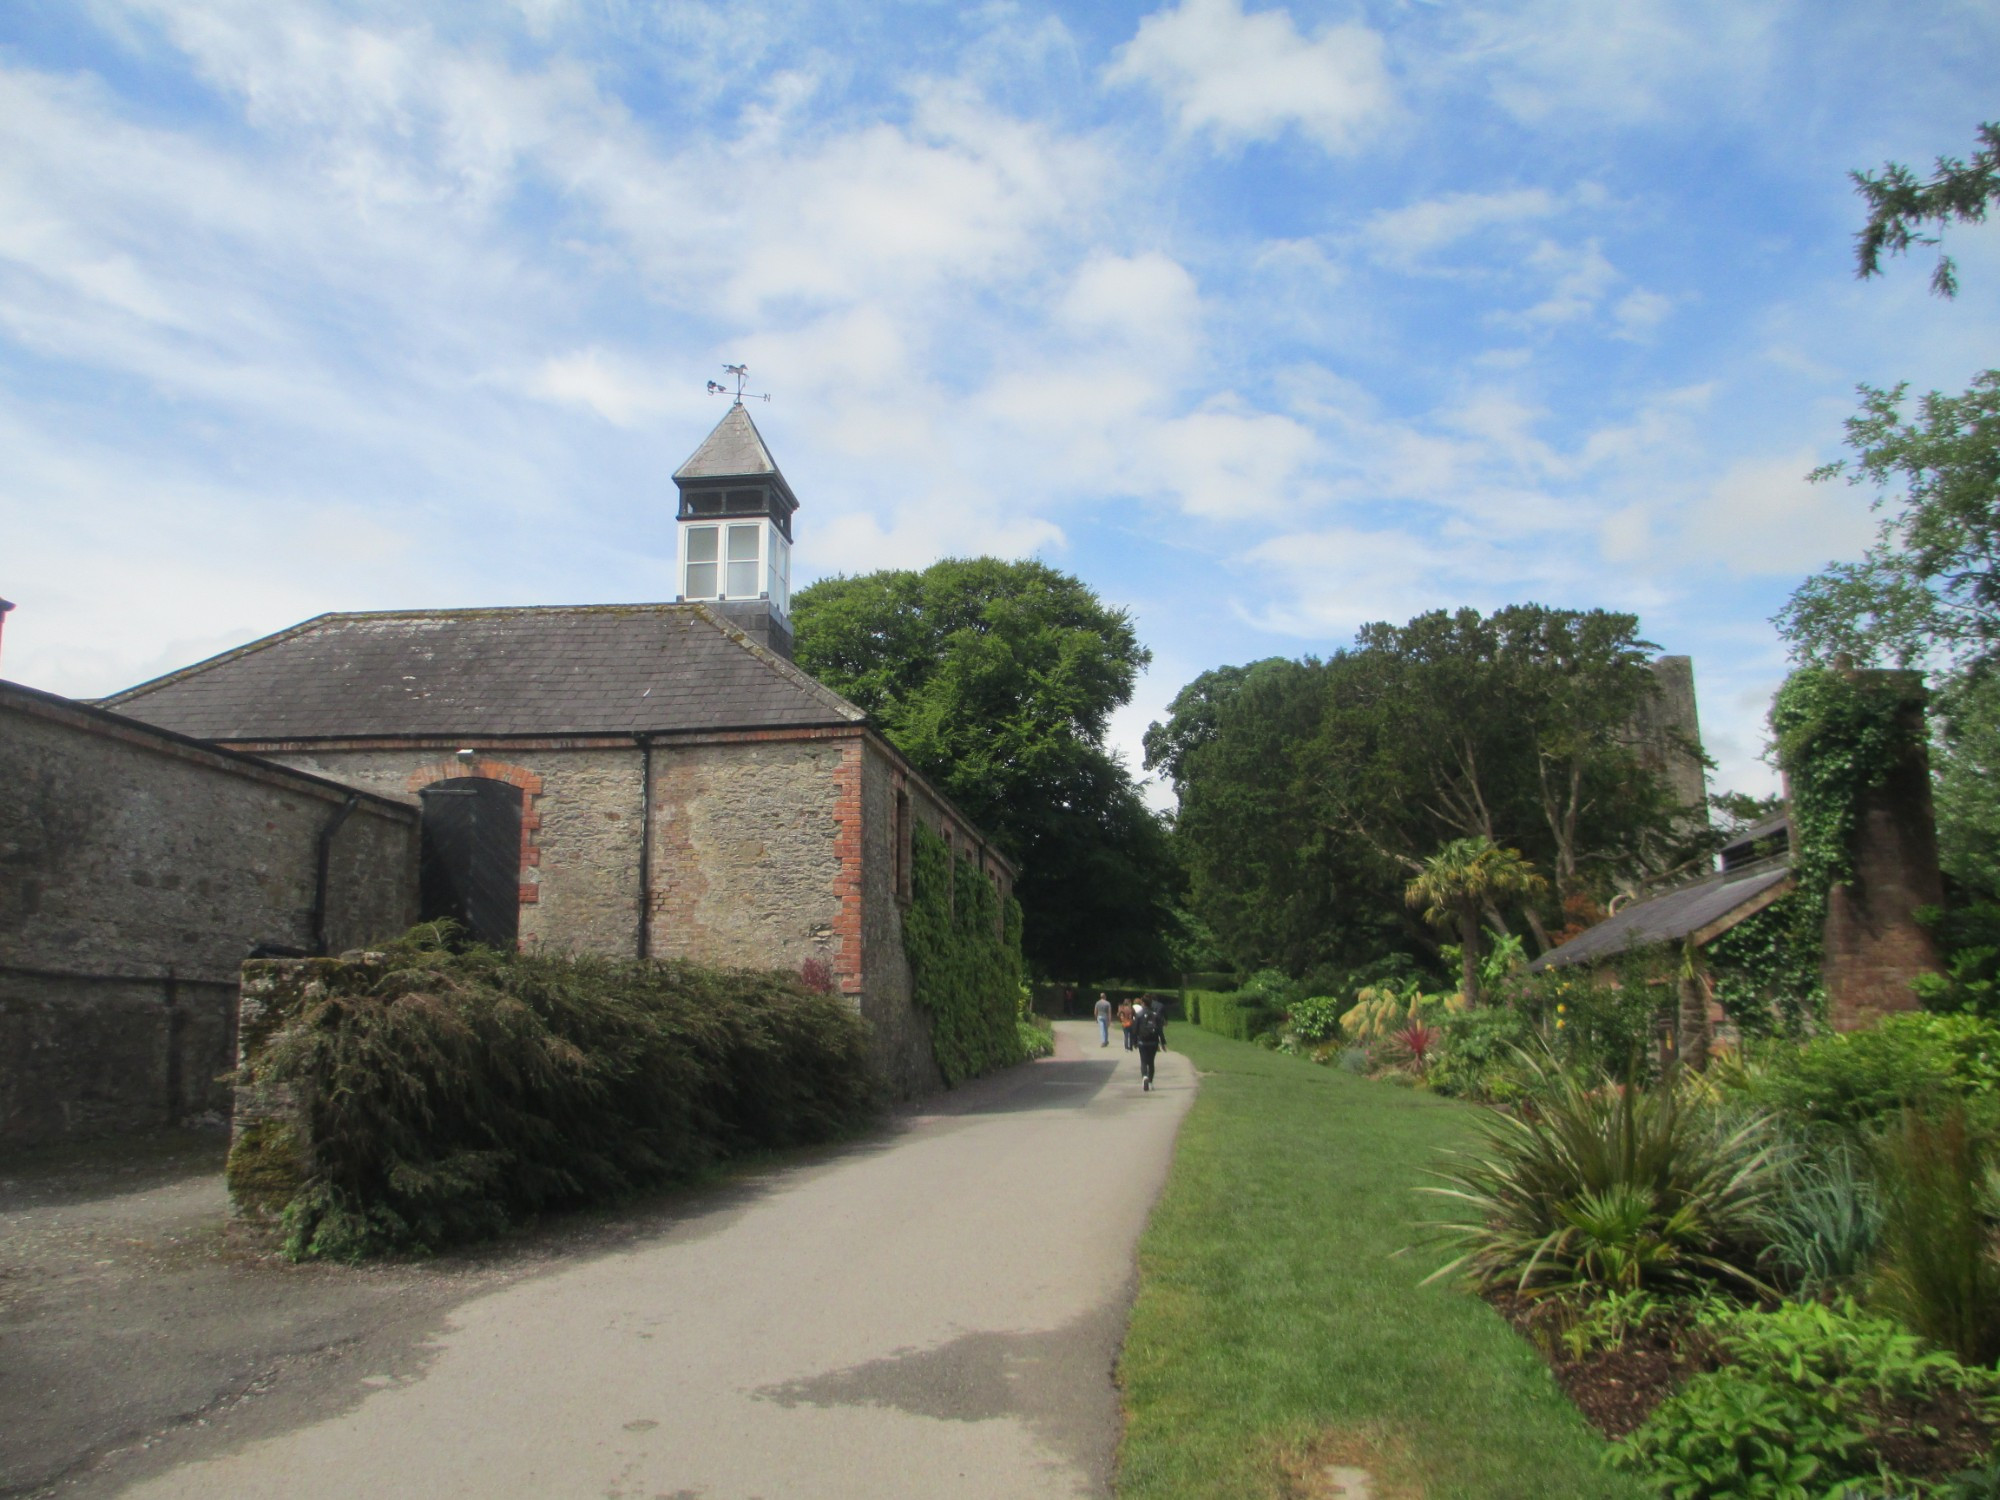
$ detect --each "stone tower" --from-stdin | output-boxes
[1628,655,1709,828]
[672,403,799,660]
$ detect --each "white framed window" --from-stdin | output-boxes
[725,523,760,598]
[684,524,719,599]
[769,532,791,616]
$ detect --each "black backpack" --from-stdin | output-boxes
[1134,1007,1163,1045]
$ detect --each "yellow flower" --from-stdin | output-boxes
[1555,1019,1566,1029]
[1557,1003,1566,1013]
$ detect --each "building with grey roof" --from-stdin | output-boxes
[94,403,1011,1100]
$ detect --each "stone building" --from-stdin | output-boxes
[0,680,417,1144]
[104,403,1012,1099]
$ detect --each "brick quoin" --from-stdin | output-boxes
[406,757,545,941]
[832,740,865,995]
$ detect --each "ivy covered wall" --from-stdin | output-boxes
[903,824,1028,1085]
[1713,666,1941,1031]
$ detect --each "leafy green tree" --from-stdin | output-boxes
[1148,604,1694,977]
[792,558,1176,979]
[1778,373,2000,672]
[1775,374,2000,895]
[1854,121,2000,298]
[1405,838,1547,1004]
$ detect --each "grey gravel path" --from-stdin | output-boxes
[107,1020,1194,1500]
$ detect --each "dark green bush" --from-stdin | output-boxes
[1747,1013,2000,1130]
[1494,963,1669,1083]
[1428,1006,1536,1100]
[1283,994,1344,1044]
[1914,901,2000,1017]
[250,932,881,1260]
[1614,1298,1998,1497]
[1190,988,1276,1042]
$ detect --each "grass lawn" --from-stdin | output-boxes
[1117,1027,1645,1499]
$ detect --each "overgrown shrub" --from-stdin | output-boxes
[241,931,881,1260]
[1284,994,1345,1044]
[1914,902,2000,1017]
[1745,1013,2000,1130]
[1496,963,1669,1083]
[1614,1298,2000,1498]
[1424,1058,1784,1298]
[904,825,1030,1085]
[1428,1006,1536,1100]
[1872,1107,2000,1365]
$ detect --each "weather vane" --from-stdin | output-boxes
[706,363,771,405]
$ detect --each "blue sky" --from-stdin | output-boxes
[2,0,1995,807]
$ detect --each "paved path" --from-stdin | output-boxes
[115,1021,1195,1500]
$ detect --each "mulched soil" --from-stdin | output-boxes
[1489,1290,2000,1481]
[1489,1290,1717,1439]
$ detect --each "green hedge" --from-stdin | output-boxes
[1189,988,1277,1041]
[229,931,881,1260]
[904,825,1031,1085]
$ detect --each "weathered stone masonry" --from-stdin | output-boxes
[0,682,418,1146]
[252,726,1010,1099]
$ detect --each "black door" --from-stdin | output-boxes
[419,778,523,949]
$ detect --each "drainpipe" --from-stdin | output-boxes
[311,793,361,955]
[637,737,654,960]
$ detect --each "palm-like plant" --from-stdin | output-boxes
[1405,838,1547,1005]
[1421,1054,1785,1298]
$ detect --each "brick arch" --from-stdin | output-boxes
[405,757,544,912]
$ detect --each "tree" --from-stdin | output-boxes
[792,558,1177,979]
[1148,604,1696,978]
[1778,373,2000,673]
[1854,121,2000,298]
[1404,838,1547,1005]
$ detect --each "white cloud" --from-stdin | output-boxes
[1106,0,1394,152]
[1681,450,1877,575]
[1146,399,1320,519]
[1448,0,1785,127]
[1365,187,1556,263]
[526,348,680,426]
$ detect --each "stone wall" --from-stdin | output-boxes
[1823,674,1946,1030]
[0,684,418,1147]
[645,735,848,976]
[250,728,1012,1103]
[858,741,942,1098]
[263,746,647,956]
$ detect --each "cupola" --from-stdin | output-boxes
[672,402,799,660]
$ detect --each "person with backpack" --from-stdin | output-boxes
[1117,997,1136,1050]
[1134,997,1166,1091]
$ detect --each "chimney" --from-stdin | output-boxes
[0,598,14,670]
[1822,668,1946,1030]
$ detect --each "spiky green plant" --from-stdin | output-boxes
[1759,1138,1883,1292]
[1871,1106,2000,1365]
[1422,1053,1786,1297]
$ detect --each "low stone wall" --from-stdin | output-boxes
[0,683,418,1148]
[225,956,363,1221]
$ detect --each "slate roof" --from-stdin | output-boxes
[674,404,782,481]
[1529,864,1794,972]
[101,603,865,742]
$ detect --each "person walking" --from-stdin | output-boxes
[1117,997,1136,1051]
[1134,997,1166,1091]
[1093,992,1113,1047]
